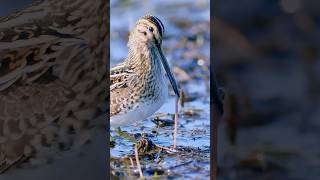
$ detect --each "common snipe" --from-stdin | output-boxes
[110,15,180,146]
[0,0,107,173]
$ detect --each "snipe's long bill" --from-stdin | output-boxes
[110,15,180,130]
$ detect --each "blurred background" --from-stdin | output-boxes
[213,0,320,179]
[110,0,211,179]
[0,0,34,16]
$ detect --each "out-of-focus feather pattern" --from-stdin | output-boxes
[0,0,107,173]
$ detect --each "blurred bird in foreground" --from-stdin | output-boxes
[0,0,107,173]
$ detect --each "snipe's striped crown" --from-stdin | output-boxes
[140,15,165,37]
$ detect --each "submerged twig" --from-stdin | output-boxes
[155,144,178,153]
[135,144,144,179]
[169,160,194,169]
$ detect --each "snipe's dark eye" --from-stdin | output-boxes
[147,26,153,32]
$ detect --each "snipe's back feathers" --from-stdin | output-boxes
[0,0,107,173]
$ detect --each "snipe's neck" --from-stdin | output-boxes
[127,44,161,74]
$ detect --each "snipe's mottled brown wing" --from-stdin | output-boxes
[0,0,92,91]
[0,0,107,173]
[110,63,133,90]
[110,63,139,116]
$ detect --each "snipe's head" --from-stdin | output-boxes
[128,15,165,48]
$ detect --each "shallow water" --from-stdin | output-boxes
[110,0,210,179]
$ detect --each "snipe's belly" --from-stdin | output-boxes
[110,80,169,128]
